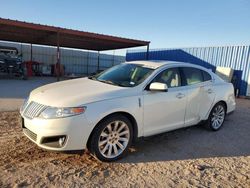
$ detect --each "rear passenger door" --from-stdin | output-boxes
[181,67,216,126]
[199,70,216,119]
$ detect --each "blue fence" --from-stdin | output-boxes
[126,46,250,96]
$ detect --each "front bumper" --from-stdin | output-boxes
[20,114,93,151]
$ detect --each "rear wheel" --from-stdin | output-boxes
[89,115,133,162]
[205,102,226,131]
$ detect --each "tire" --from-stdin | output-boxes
[205,102,226,131]
[88,115,133,162]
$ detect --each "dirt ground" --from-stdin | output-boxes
[0,99,250,188]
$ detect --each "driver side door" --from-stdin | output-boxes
[143,67,187,136]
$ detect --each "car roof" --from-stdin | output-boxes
[126,60,208,70]
[126,60,178,69]
[127,60,220,83]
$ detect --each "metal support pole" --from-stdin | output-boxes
[56,32,60,81]
[20,43,23,61]
[30,44,33,62]
[20,43,23,57]
[146,44,150,60]
[86,51,89,75]
[97,51,100,71]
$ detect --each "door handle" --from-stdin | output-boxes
[176,93,185,99]
[207,89,213,94]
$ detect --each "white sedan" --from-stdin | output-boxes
[20,61,236,161]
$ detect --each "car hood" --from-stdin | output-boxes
[29,77,137,107]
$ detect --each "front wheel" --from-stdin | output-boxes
[205,102,226,131]
[88,115,133,162]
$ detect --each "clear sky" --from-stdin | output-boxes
[1,0,250,55]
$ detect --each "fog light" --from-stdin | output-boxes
[41,135,67,148]
[59,136,66,147]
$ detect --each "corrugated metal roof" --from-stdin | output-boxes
[0,18,150,51]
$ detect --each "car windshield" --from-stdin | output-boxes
[89,63,154,87]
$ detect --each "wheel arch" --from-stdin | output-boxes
[208,100,228,118]
[86,111,138,150]
[203,100,228,121]
[217,100,227,112]
[213,100,227,113]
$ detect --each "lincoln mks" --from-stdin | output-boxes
[20,61,236,161]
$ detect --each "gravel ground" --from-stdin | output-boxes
[0,99,250,187]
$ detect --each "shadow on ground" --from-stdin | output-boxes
[119,98,250,163]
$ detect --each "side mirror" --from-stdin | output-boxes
[149,82,168,92]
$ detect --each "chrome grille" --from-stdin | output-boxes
[23,101,47,119]
[23,128,37,141]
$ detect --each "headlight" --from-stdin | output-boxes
[20,97,29,113]
[39,106,86,119]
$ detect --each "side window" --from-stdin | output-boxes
[202,70,212,81]
[153,68,181,88]
[182,67,203,85]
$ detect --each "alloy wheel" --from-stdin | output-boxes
[98,120,130,159]
[211,105,225,130]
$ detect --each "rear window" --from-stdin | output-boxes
[202,70,212,81]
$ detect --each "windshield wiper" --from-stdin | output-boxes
[88,76,97,80]
[98,79,125,87]
[98,80,116,85]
